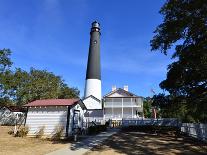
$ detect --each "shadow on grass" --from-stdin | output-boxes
[88,130,207,155]
[51,138,71,144]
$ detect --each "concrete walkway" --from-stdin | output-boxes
[46,128,119,155]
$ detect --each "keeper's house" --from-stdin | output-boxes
[24,99,86,137]
[103,86,143,120]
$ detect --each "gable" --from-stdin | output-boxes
[0,107,11,113]
[0,107,13,118]
[83,96,102,109]
[104,88,137,98]
[76,100,87,110]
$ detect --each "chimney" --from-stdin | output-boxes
[124,85,128,91]
[112,85,116,91]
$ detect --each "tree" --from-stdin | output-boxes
[0,49,80,106]
[0,49,12,72]
[143,98,152,118]
[150,0,207,122]
[58,83,80,99]
[0,49,13,106]
[13,68,80,106]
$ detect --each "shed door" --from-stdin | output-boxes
[73,110,80,129]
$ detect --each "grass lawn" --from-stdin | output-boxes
[85,131,207,155]
[0,126,69,155]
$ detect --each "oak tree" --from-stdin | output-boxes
[151,0,207,122]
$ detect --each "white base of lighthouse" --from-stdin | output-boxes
[83,79,102,109]
[84,79,101,101]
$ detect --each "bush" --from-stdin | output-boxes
[105,121,110,127]
[88,125,107,135]
[52,126,64,140]
[15,126,29,137]
[36,126,45,138]
[8,129,14,135]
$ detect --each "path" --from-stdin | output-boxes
[46,128,119,155]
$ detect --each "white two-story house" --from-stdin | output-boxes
[103,86,143,121]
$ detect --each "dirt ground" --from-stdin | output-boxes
[85,131,207,155]
[0,126,69,155]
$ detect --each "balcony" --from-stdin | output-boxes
[104,102,142,108]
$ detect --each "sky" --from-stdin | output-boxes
[0,0,172,97]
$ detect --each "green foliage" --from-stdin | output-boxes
[143,98,152,118]
[88,125,107,135]
[0,97,13,106]
[0,48,12,72]
[105,120,110,127]
[0,49,13,106]
[15,126,29,137]
[150,0,207,123]
[58,83,80,99]
[12,68,79,105]
[121,125,179,135]
[0,49,80,106]
[152,94,188,121]
[36,126,45,138]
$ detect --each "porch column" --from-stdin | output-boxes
[122,98,123,118]
[131,98,133,118]
[103,100,105,120]
[112,98,114,119]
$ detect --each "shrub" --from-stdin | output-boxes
[36,126,45,138]
[52,126,64,140]
[88,125,107,135]
[121,125,179,134]
[105,121,110,127]
[8,129,14,135]
[15,126,29,137]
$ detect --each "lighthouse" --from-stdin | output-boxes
[83,21,102,110]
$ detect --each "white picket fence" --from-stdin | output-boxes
[181,123,207,142]
[122,118,181,127]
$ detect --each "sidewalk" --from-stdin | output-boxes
[46,128,119,155]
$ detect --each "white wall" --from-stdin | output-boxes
[26,106,68,137]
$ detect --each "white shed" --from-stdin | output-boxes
[24,99,86,138]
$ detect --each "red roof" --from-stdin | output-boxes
[24,99,80,107]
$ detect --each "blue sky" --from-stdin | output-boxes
[0,0,172,97]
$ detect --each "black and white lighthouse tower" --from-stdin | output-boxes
[83,21,102,109]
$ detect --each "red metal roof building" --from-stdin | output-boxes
[24,98,86,137]
[24,99,80,107]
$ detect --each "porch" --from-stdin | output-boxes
[103,97,143,120]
